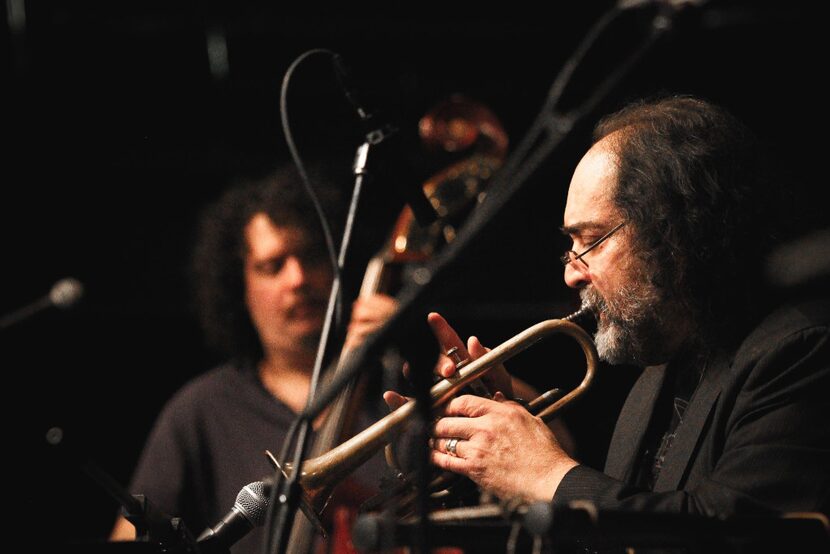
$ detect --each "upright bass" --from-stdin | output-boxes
[283,95,510,554]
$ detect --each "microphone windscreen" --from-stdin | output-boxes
[235,481,269,526]
[49,277,84,309]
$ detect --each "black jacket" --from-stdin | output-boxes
[554,296,830,516]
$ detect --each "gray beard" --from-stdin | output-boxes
[580,282,672,366]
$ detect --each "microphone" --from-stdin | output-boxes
[333,54,368,122]
[332,53,385,132]
[0,277,84,330]
[197,481,269,551]
[331,52,439,228]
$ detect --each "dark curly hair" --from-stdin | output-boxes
[594,95,779,345]
[190,162,345,363]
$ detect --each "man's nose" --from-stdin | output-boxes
[564,261,590,289]
[284,256,308,287]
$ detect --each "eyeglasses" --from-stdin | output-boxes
[560,221,625,269]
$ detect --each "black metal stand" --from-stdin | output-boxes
[264,138,373,554]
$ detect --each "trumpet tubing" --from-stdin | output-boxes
[282,313,598,496]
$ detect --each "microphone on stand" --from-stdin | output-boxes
[331,52,438,229]
[332,53,376,128]
[0,277,84,331]
[198,481,270,552]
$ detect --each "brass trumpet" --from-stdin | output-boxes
[273,308,598,508]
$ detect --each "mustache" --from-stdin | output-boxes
[580,287,613,322]
[284,293,328,314]
[289,286,329,303]
[580,284,656,327]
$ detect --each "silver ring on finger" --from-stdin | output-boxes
[446,437,460,457]
[446,347,471,370]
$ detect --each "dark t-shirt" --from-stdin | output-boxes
[128,363,386,554]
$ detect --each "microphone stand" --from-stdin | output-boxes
[265,117,439,554]
[264,141,367,554]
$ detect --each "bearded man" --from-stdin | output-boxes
[388,95,830,518]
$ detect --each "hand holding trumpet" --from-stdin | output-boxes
[384,312,580,502]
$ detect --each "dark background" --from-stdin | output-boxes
[3,0,827,544]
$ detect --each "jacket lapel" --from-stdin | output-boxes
[653,350,728,491]
[604,365,665,481]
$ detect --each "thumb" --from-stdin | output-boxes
[467,336,490,359]
[383,390,409,412]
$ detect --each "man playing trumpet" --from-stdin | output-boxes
[386,95,830,516]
